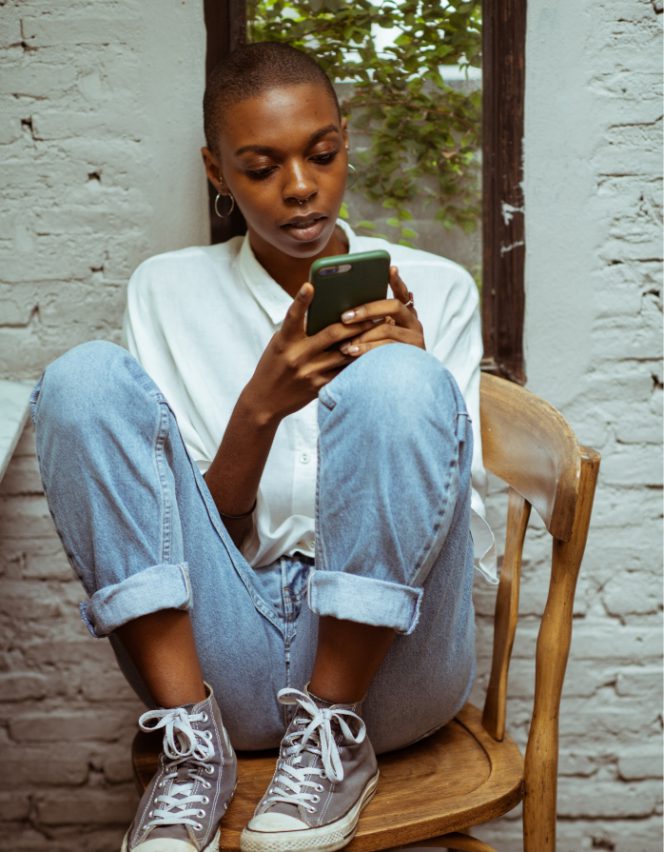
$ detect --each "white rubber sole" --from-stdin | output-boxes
[240,771,380,852]
[120,826,220,851]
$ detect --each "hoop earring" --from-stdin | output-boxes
[214,193,236,218]
[347,161,358,188]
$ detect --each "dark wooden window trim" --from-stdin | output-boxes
[204,0,527,382]
[204,0,247,245]
[481,0,526,383]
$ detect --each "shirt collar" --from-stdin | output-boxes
[236,220,358,326]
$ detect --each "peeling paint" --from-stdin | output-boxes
[500,240,525,256]
[501,201,525,226]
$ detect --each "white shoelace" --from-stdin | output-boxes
[264,689,366,814]
[139,705,216,832]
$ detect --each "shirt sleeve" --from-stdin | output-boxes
[429,268,498,583]
[121,258,213,475]
[122,259,161,367]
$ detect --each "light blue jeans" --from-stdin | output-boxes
[30,340,476,754]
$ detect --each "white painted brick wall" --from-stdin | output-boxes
[0,2,662,852]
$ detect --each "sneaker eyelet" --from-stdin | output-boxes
[203,780,211,789]
[205,765,214,775]
[201,796,210,805]
[316,784,324,792]
[194,822,203,831]
[204,730,213,739]
[307,806,316,814]
[201,713,209,722]
[197,809,206,818]
[148,810,154,818]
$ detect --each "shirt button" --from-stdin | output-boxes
[299,452,311,464]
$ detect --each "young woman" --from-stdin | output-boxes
[30,42,495,852]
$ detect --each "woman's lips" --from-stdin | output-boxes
[281,214,328,242]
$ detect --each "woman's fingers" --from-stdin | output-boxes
[339,322,404,355]
[340,317,425,356]
[311,344,354,372]
[309,318,375,352]
[281,283,314,340]
[342,297,416,328]
[388,265,410,305]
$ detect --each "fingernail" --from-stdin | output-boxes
[347,345,360,354]
[341,310,355,322]
[340,343,350,354]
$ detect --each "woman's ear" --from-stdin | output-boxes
[341,116,349,148]
[201,146,224,193]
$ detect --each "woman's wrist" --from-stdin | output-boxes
[237,383,283,430]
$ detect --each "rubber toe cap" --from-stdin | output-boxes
[246,812,308,832]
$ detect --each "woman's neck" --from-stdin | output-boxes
[251,226,349,298]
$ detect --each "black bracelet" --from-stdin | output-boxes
[218,499,257,520]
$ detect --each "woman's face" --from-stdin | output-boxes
[203,82,348,269]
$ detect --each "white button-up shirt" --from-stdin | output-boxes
[122,221,497,582]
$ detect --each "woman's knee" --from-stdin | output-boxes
[322,343,463,423]
[32,341,149,433]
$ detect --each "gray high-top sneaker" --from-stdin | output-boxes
[122,683,237,852]
[241,687,379,852]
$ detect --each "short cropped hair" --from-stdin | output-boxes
[203,42,340,151]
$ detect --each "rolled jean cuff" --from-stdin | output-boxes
[307,569,424,635]
[79,563,192,638]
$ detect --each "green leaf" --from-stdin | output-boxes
[250,0,481,241]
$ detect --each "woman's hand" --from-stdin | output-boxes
[337,267,425,356]
[242,283,376,424]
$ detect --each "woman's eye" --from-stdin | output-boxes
[311,151,337,166]
[246,166,276,181]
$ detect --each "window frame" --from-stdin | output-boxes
[480,0,526,383]
[203,0,526,383]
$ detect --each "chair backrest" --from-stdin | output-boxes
[480,372,582,541]
[478,373,600,850]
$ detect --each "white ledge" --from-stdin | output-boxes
[0,380,34,483]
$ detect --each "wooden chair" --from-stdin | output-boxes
[132,373,600,852]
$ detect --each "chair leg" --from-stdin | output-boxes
[522,449,600,852]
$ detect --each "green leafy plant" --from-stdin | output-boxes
[249,0,481,245]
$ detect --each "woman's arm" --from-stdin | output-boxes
[204,283,375,549]
[203,389,279,548]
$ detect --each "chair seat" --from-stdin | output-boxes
[132,702,524,851]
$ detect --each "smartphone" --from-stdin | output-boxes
[306,250,391,336]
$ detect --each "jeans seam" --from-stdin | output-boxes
[182,438,285,633]
[154,397,173,564]
[407,449,459,588]
[314,430,329,572]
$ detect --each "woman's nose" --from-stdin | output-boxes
[283,161,317,205]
